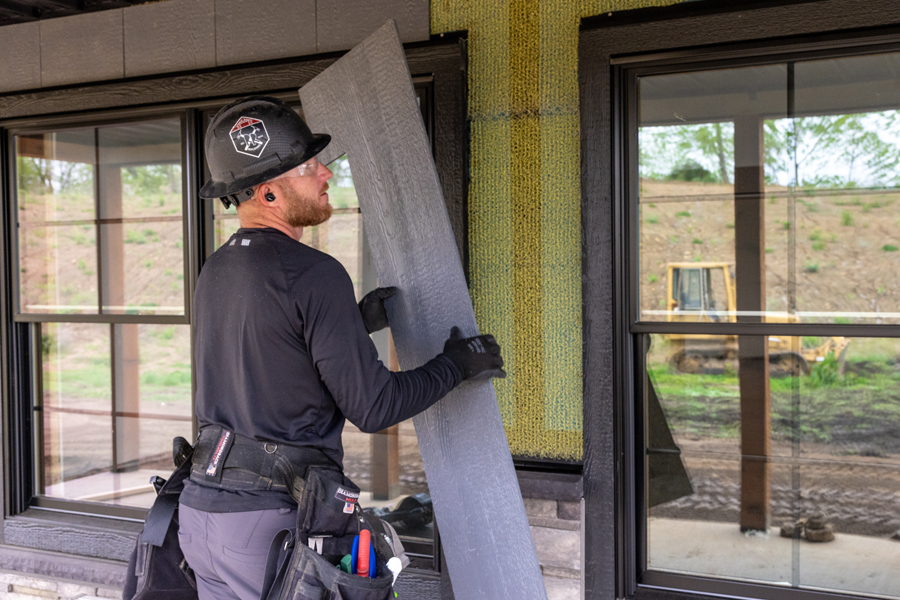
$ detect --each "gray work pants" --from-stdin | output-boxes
[178,503,296,600]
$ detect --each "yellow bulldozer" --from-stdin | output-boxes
[664,262,849,377]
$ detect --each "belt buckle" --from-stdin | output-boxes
[264,442,278,454]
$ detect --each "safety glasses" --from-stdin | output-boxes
[275,157,321,179]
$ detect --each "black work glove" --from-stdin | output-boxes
[358,286,398,334]
[441,326,507,381]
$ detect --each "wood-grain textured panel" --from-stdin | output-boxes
[578,24,617,600]
[0,543,126,587]
[40,10,125,88]
[124,0,216,78]
[4,514,140,562]
[392,569,441,599]
[315,0,429,54]
[0,43,457,121]
[0,22,41,93]
[214,0,316,66]
[300,22,546,600]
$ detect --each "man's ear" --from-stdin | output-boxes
[255,183,275,205]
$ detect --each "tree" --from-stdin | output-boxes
[640,122,734,184]
[764,112,900,188]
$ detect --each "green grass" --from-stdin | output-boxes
[804,260,819,273]
[809,230,822,242]
[675,211,691,218]
[842,211,854,226]
[812,241,825,251]
[328,185,358,209]
[645,215,659,224]
[649,355,900,448]
[124,229,159,245]
[882,244,898,252]
[692,238,703,245]
[142,369,191,387]
[648,273,659,283]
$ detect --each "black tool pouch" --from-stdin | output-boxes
[262,471,397,600]
[122,439,197,600]
[297,467,362,539]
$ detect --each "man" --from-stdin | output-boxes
[179,96,505,600]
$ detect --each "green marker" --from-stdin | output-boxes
[340,554,353,574]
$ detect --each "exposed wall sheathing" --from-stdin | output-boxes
[431,0,681,459]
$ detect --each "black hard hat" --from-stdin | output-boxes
[199,96,331,207]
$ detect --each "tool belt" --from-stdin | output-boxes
[190,427,407,599]
[190,426,337,493]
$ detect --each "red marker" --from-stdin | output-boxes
[357,530,371,577]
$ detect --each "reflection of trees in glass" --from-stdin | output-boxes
[765,112,900,188]
[331,155,353,187]
[640,122,733,183]
[641,111,900,189]
[122,164,181,197]
[326,155,358,209]
[17,157,93,197]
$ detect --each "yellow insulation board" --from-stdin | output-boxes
[431,0,683,459]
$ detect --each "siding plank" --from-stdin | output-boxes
[0,44,457,121]
[214,0,316,66]
[393,569,441,599]
[124,0,216,78]
[40,10,125,88]
[316,0,429,54]
[0,22,41,93]
[299,22,547,600]
[4,515,139,562]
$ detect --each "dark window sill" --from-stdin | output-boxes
[515,468,583,501]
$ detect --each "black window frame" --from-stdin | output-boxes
[0,35,467,579]
[7,107,195,523]
[580,2,900,600]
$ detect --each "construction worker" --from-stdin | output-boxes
[179,95,505,600]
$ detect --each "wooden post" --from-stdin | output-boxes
[733,115,771,532]
[300,22,547,599]
[98,165,141,472]
[364,225,401,501]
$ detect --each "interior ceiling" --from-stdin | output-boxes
[640,51,900,126]
[0,0,151,27]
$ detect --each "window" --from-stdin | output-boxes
[628,36,900,600]
[12,118,192,515]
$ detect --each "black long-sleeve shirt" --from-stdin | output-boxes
[181,227,461,511]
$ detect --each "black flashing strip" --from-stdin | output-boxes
[580,0,832,30]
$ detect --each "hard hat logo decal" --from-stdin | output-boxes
[230,116,270,158]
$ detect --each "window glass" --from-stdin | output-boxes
[16,119,185,316]
[645,333,900,598]
[639,53,900,324]
[39,323,192,508]
[14,117,189,510]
